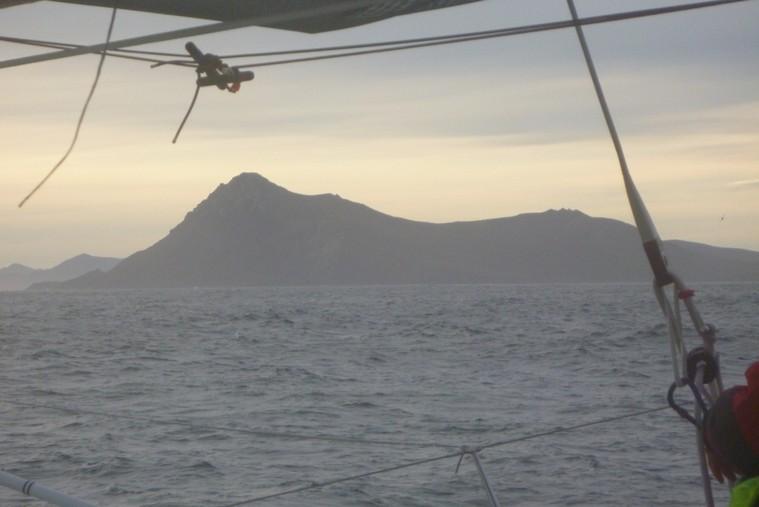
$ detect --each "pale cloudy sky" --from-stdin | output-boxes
[1,0,757,267]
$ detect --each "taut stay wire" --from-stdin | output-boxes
[4,397,670,505]
[216,406,671,506]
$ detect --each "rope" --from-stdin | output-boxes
[216,0,750,63]
[0,0,380,70]
[216,406,670,506]
[17,4,119,208]
[4,399,457,450]
[0,35,189,62]
[4,0,750,156]
[655,282,687,382]
[172,83,200,144]
[478,406,669,451]
[0,0,749,72]
[668,380,709,429]
[655,277,724,506]
[224,0,752,69]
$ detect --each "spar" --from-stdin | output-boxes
[565,1,728,505]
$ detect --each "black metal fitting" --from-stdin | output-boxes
[686,347,718,385]
[185,42,254,90]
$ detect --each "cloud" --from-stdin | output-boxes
[728,179,759,189]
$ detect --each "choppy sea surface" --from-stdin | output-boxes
[1,284,756,507]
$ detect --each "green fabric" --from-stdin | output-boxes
[730,477,759,507]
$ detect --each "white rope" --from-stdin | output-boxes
[655,282,687,383]
[667,273,725,395]
[674,283,684,356]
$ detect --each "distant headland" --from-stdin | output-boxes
[23,173,759,289]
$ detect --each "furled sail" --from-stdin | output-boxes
[0,0,484,33]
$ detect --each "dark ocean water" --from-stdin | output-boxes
[1,284,756,507]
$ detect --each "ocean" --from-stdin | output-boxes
[1,283,756,506]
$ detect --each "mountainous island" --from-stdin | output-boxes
[32,173,759,289]
[0,254,120,291]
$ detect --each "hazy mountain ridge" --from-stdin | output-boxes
[1,254,121,291]
[35,173,759,289]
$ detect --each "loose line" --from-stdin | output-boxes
[17,5,119,208]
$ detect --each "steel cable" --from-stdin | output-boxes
[216,405,671,506]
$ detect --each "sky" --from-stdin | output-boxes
[1,0,757,268]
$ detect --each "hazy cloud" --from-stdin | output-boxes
[728,179,759,189]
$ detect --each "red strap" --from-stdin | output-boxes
[732,362,759,457]
[678,288,695,300]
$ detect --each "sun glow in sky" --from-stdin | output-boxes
[1,0,758,267]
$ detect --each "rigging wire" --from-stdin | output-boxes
[2,0,748,73]
[3,397,670,506]
[478,406,668,452]
[0,35,188,59]
[564,0,724,504]
[216,406,671,506]
[4,399,457,450]
[0,0,381,70]
[0,35,191,67]
[217,0,750,61]
[226,0,751,70]
[17,4,120,208]
[1,0,737,73]
[237,29,537,69]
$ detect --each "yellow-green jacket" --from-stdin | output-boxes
[731,477,759,507]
